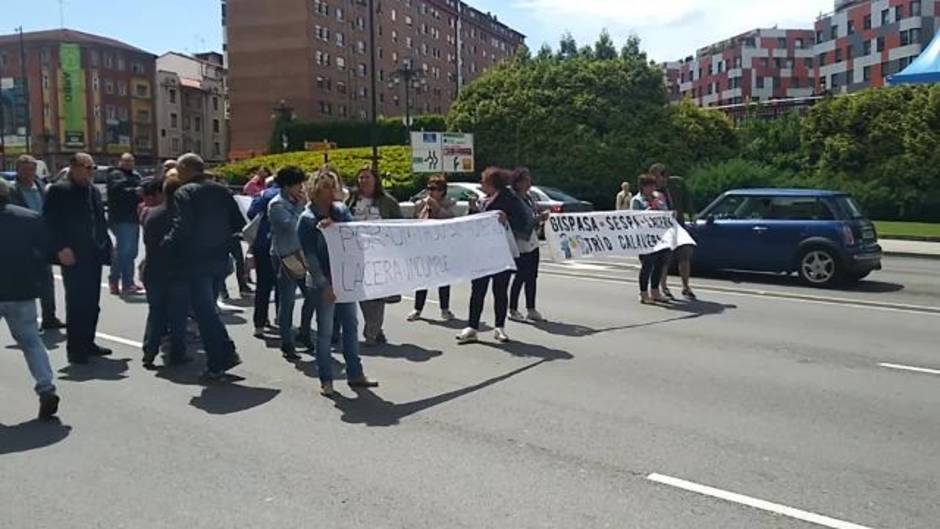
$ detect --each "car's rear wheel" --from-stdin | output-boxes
[798,247,840,287]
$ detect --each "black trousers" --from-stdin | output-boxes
[40,265,57,321]
[230,238,248,286]
[252,251,278,328]
[509,248,540,311]
[414,286,451,311]
[468,270,512,330]
[62,261,103,360]
[639,250,669,293]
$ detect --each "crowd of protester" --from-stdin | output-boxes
[1,152,695,418]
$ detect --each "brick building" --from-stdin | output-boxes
[156,52,228,164]
[224,0,525,156]
[813,0,940,93]
[667,28,817,107]
[0,29,156,171]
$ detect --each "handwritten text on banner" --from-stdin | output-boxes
[322,212,516,303]
[545,210,696,261]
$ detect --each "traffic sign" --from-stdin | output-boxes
[411,131,474,174]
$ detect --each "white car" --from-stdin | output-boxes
[399,182,484,218]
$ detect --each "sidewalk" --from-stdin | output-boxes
[881,239,940,259]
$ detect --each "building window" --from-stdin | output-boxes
[183,115,191,130]
[137,108,151,123]
[212,119,220,134]
[117,56,126,71]
[756,76,764,89]
[336,32,345,47]
[795,38,804,49]
[313,0,328,15]
[863,65,872,81]
[214,142,221,156]
[105,79,114,94]
[194,116,201,132]
[135,83,150,98]
[212,96,219,111]
[90,50,100,67]
[847,21,855,35]
[835,48,843,62]
[171,138,180,153]
[864,15,872,30]
[831,25,838,39]
[881,9,890,25]
[169,89,177,103]
[132,62,144,74]
[863,40,872,55]
[877,36,885,52]
[170,113,178,128]
[804,58,813,69]
[336,56,346,70]
[895,5,904,20]
[358,63,367,77]
[777,37,787,48]
[911,1,922,16]
[335,7,344,21]
[118,81,127,97]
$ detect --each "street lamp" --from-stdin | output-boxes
[269,99,294,153]
[389,61,427,134]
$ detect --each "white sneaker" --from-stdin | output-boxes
[406,310,422,322]
[494,328,510,343]
[508,309,525,322]
[526,309,545,322]
[456,327,478,344]
[440,309,455,321]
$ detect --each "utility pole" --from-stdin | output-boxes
[16,26,31,152]
[391,61,425,137]
[367,0,379,171]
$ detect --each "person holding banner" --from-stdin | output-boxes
[298,177,378,397]
[457,167,535,345]
[407,174,458,322]
[650,163,698,301]
[508,167,549,323]
[346,167,403,346]
[631,175,671,304]
[268,167,315,360]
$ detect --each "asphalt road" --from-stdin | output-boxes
[1,255,938,529]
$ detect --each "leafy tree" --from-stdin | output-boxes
[557,33,578,60]
[594,30,618,60]
[447,33,735,209]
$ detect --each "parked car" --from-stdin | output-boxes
[399,182,484,218]
[687,189,882,287]
[93,166,113,206]
[530,185,594,214]
[1,171,15,182]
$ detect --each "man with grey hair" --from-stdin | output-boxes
[164,153,245,380]
[45,153,114,364]
[0,178,61,419]
[9,154,65,330]
[107,152,144,296]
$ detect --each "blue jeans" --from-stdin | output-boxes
[275,261,314,351]
[143,279,187,359]
[172,275,237,372]
[311,290,363,383]
[0,300,55,394]
[109,223,140,288]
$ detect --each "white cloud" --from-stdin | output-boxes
[513,0,833,61]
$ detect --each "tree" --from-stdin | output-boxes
[557,33,578,60]
[536,44,553,61]
[447,33,735,209]
[594,30,618,60]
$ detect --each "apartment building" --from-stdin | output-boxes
[668,28,817,107]
[156,52,228,163]
[224,0,524,156]
[0,29,156,170]
[814,0,940,93]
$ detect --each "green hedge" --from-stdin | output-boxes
[215,145,428,200]
[283,115,447,151]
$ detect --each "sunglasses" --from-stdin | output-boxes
[427,186,444,192]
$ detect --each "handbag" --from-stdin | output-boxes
[280,251,308,281]
[241,214,262,247]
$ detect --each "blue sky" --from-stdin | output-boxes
[5,0,832,62]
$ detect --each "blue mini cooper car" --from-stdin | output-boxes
[687,189,882,287]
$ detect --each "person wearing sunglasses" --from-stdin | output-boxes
[44,153,115,365]
[407,174,457,322]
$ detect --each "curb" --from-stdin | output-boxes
[884,250,940,260]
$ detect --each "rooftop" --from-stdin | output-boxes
[0,28,153,56]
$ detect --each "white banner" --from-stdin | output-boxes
[545,210,696,261]
[234,195,252,221]
[322,212,516,303]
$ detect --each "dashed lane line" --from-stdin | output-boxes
[647,473,875,529]
[878,363,940,376]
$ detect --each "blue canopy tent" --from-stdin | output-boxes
[888,31,940,85]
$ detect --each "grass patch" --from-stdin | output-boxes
[875,221,940,240]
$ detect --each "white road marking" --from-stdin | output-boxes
[95,332,143,349]
[546,262,613,271]
[878,363,940,376]
[540,271,940,317]
[647,473,874,529]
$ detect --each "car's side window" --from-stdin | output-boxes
[710,196,770,220]
[768,198,835,220]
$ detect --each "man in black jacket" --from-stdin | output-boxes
[164,153,245,380]
[107,152,143,296]
[44,153,114,364]
[9,154,65,330]
[0,179,60,419]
